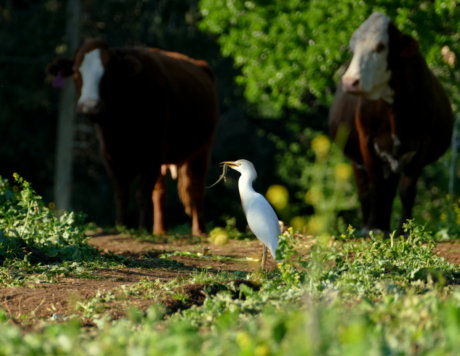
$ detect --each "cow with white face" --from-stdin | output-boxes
[48,39,219,236]
[342,13,394,103]
[329,13,453,235]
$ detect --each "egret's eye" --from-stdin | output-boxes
[375,42,386,53]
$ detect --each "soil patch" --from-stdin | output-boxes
[0,234,459,329]
[0,234,273,328]
[433,241,460,265]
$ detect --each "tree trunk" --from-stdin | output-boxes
[53,0,80,213]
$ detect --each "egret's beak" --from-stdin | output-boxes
[220,161,239,168]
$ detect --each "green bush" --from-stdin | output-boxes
[199,0,460,117]
[199,0,460,235]
[0,174,96,263]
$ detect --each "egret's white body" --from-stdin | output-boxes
[223,160,280,267]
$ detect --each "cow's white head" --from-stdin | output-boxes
[342,12,394,103]
[47,39,110,116]
[77,49,105,114]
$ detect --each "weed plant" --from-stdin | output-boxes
[0,174,99,263]
[0,222,457,355]
[0,175,111,285]
[0,176,459,355]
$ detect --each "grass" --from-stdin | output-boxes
[0,175,459,355]
[0,234,457,355]
[0,233,458,355]
[160,250,258,262]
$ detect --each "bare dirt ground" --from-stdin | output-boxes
[0,234,274,328]
[0,234,458,329]
[433,240,460,265]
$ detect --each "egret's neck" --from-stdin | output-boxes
[238,172,256,201]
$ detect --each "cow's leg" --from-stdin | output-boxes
[152,174,167,235]
[354,103,380,235]
[369,173,399,233]
[397,174,419,234]
[352,162,372,235]
[136,169,159,232]
[111,173,132,228]
[177,152,209,236]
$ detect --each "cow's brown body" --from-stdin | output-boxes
[48,39,219,235]
[329,14,453,234]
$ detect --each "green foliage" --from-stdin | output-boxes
[263,129,359,234]
[412,153,460,237]
[0,1,63,197]
[2,4,460,351]
[300,133,358,234]
[200,0,460,233]
[200,0,460,116]
[0,174,97,263]
[4,0,457,233]
[1,0,265,229]
[0,224,459,354]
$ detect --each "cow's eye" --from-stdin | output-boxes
[375,42,386,53]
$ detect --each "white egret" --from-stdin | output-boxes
[221,159,280,269]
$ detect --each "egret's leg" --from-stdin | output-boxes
[261,245,267,270]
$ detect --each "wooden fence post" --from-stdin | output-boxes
[54,0,80,213]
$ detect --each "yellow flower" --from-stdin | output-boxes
[209,227,229,246]
[290,216,307,232]
[440,212,447,222]
[311,135,330,160]
[305,187,322,205]
[334,162,352,181]
[236,332,251,348]
[255,344,270,356]
[266,184,289,210]
[307,215,327,235]
[453,200,460,224]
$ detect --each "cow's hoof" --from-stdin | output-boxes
[192,230,207,238]
[153,229,167,236]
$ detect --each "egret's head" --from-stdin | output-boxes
[221,159,257,178]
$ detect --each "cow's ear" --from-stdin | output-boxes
[398,34,419,57]
[120,55,142,77]
[47,58,75,77]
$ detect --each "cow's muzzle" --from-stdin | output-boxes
[342,77,364,94]
[77,98,101,115]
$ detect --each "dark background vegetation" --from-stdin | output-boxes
[0,0,459,234]
[0,0,281,231]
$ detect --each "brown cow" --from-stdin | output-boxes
[48,39,219,235]
[329,13,453,234]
